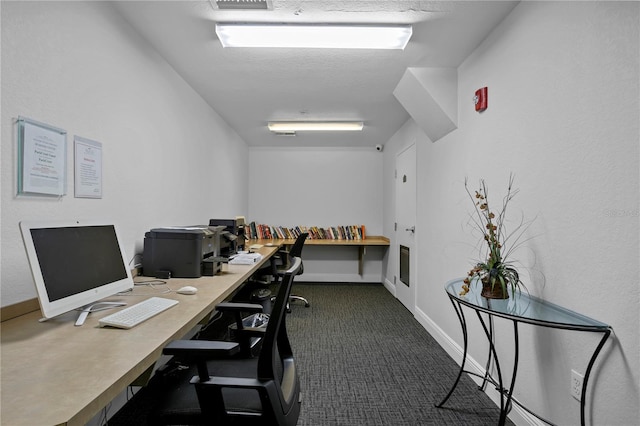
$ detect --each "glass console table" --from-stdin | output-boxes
[436,278,612,426]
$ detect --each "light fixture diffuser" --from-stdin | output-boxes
[215,0,271,10]
[216,23,412,49]
[268,122,364,132]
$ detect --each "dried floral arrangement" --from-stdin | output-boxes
[460,175,533,298]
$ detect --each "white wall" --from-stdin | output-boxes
[1,1,248,306]
[2,1,638,424]
[384,2,639,425]
[248,147,385,282]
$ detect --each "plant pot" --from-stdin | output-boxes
[481,277,509,299]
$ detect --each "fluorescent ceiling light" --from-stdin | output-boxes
[216,23,412,49]
[268,122,364,132]
[215,0,271,10]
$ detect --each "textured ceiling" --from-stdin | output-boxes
[112,1,519,148]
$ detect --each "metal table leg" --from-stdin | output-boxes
[435,298,468,408]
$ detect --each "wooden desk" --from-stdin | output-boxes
[0,245,278,426]
[249,236,390,275]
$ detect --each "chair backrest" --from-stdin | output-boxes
[257,256,301,380]
[256,256,302,417]
[288,233,308,258]
[278,232,307,276]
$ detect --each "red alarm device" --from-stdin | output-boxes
[474,87,488,112]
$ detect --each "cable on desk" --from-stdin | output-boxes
[135,279,167,286]
[116,280,171,296]
[128,253,142,268]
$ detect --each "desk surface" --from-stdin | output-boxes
[0,246,277,426]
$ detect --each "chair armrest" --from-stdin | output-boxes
[204,376,263,389]
[233,326,267,339]
[164,340,242,382]
[269,249,288,265]
[277,256,303,276]
[163,340,240,359]
[215,302,263,313]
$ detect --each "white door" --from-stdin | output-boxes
[395,143,416,313]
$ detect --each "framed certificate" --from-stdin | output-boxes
[17,117,67,197]
[74,136,103,199]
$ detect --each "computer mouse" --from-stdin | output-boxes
[177,286,197,295]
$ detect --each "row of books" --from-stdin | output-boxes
[245,222,366,240]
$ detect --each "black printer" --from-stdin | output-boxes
[209,218,246,255]
[142,226,226,278]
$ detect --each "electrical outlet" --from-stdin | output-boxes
[571,369,584,401]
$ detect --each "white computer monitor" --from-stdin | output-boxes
[19,220,134,324]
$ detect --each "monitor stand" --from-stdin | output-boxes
[74,302,127,326]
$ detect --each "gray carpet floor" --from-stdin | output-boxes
[109,282,513,425]
[286,283,512,426]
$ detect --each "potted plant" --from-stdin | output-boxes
[459,175,531,299]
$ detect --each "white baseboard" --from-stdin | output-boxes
[383,277,396,296]
[295,273,383,283]
[413,306,543,426]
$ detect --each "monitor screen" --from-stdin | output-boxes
[20,220,134,320]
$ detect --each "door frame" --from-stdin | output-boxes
[394,142,417,313]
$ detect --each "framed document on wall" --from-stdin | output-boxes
[74,136,103,199]
[17,117,67,197]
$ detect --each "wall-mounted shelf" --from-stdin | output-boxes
[249,236,390,275]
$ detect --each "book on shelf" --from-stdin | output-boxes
[245,222,367,241]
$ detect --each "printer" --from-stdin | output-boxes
[142,226,226,278]
[209,218,246,256]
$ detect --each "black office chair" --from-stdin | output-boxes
[148,257,303,426]
[277,232,309,310]
[274,232,309,309]
[249,232,309,312]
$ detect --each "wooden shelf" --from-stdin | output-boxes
[249,235,389,246]
[248,236,390,275]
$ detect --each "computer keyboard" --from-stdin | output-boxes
[99,297,179,329]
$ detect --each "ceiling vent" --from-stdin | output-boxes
[215,0,272,10]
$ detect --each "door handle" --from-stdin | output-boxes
[405,226,415,233]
